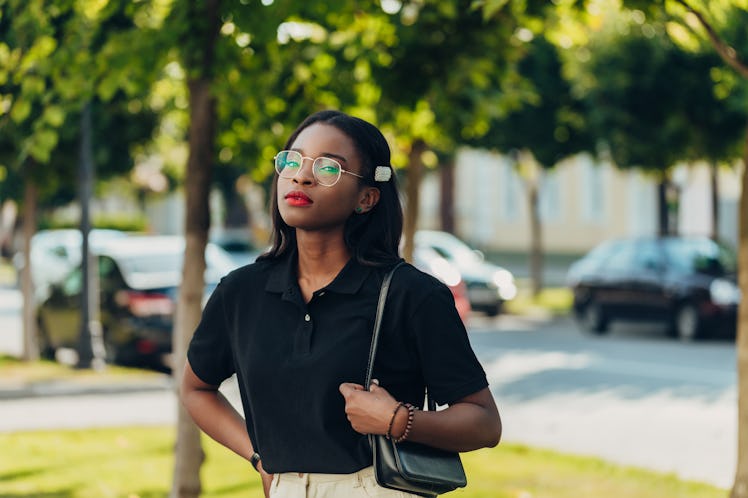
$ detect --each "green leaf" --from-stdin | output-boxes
[482,0,511,20]
[10,99,31,123]
[43,105,66,127]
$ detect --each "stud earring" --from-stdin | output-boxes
[355,207,363,214]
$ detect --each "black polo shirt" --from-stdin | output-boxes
[187,250,488,474]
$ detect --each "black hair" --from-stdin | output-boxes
[258,110,403,266]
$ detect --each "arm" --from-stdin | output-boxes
[181,360,273,495]
[339,382,501,452]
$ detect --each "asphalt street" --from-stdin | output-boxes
[0,286,737,489]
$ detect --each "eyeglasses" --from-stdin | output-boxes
[274,150,364,187]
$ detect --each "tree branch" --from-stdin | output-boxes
[673,0,748,78]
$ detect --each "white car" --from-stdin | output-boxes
[13,228,129,302]
[415,230,517,316]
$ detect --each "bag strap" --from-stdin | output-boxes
[365,261,436,411]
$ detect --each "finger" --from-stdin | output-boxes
[372,378,380,386]
[339,382,364,397]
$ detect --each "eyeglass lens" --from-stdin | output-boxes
[275,150,342,186]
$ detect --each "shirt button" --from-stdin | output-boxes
[319,291,325,296]
[304,314,311,322]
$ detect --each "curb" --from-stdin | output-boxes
[0,376,173,400]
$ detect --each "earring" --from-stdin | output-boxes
[355,207,363,214]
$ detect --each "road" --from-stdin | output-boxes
[0,286,737,489]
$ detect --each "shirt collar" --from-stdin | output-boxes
[265,247,373,295]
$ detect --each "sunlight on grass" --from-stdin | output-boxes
[505,286,574,316]
[0,427,726,498]
[0,355,165,385]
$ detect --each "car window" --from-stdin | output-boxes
[632,240,663,271]
[664,238,736,275]
[604,241,638,272]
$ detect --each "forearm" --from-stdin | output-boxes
[181,381,254,461]
[388,388,501,452]
[182,387,253,459]
[400,403,501,452]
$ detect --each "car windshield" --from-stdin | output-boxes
[116,245,232,287]
[664,238,737,275]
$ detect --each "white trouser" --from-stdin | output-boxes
[269,466,420,498]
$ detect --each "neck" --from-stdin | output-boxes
[295,230,351,282]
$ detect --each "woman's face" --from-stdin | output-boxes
[277,123,370,233]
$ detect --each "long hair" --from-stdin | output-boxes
[259,110,403,266]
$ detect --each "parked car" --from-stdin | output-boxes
[414,230,517,316]
[210,229,263,269]
[13,228,129,303]
[568,236,739,341]
[412,245,471,323]
[36,235,235,370]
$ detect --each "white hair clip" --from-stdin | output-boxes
[374,166,392,182]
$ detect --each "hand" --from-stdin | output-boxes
[258,461,273,498]
[339,380,399,435]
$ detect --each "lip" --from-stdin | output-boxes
[284,191,313,206]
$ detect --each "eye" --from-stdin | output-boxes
[318,163,340,174]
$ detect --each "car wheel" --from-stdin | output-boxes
[675,304,700,342]
[578,300,608,334]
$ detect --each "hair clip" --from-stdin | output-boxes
[374,166,392,182]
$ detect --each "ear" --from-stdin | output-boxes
[357,187,380,213]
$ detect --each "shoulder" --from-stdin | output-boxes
[387,262,451,304]
[218,258,278,293]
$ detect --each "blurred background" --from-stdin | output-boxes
[0,0,746,497]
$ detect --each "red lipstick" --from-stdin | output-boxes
[285,191,313,206]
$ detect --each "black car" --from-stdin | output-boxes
[36,235,235,369]
[568,236,739,340]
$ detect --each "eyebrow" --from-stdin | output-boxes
[289,148,348,164]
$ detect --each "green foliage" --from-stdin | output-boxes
[475,34,593,168]
[0,0,163,208]
[577,15,746,172]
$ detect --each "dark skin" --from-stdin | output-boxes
[181,123,501,497]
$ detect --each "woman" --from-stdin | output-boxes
[181,110,501,498]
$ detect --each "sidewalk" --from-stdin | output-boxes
[0,372,173,400]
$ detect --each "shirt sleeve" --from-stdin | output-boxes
[186,279,236,386]
[408,283,488,406]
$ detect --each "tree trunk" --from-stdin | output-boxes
[657,177,669,236]
[711,162,720,241]
[20,174,38,362]
[224,188,250,228]
[171,1,220,496]
[170,78,214,498]
[730,127,748,498]
[439,157,455,234]
[402,139,426,263]
[528,179,543,297]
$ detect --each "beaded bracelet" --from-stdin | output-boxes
[386,402,405,439]
[392,403,415,444]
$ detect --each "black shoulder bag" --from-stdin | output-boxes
[365,263,467,497]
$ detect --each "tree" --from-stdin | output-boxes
[0,0,158,362]
[619,1,748,495]
[474,34,592,296]
[577,14,713,236]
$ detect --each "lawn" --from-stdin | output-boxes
[0,426,727,498]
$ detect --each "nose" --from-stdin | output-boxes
[292,156,315,185]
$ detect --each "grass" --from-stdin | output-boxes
[0,427,727,498]
[0,355,166,388]
[504,285,574,317]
